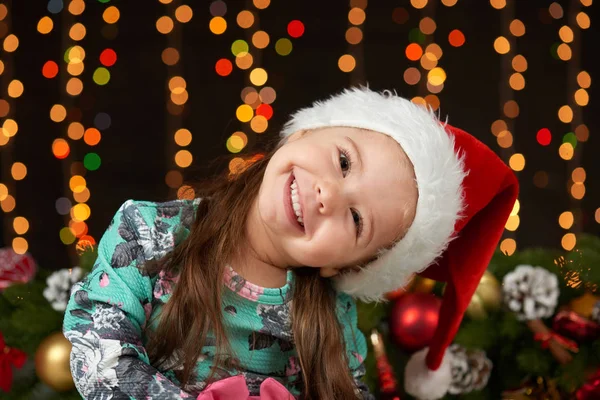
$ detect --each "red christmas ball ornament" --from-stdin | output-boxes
[0,248,36,290]
[389,292,441,352]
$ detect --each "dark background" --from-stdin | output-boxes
[1,0,598,272]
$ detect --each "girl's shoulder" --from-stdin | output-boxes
[111,198,202,260]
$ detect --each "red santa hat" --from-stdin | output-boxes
[280,87,519,399]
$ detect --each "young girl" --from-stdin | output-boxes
[63,87,518,400]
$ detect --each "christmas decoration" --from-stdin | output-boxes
[575,369,600,400]
[465,270,502,320]
[591,300,600,324]
[553,310,600,343]
[503,264,559,321]
[369,329,401,400]
[0,332,27,392]
[34,332,74,392]
[42,267,83,311]
[527,318,577,365]
[501,377,563,400]
[389,293,441,352]
[0,249,36,290]
[569,292,600,319]
[447,344,492,395]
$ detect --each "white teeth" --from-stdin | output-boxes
[290,178,304,227]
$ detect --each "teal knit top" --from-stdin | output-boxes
[62,199,372,399]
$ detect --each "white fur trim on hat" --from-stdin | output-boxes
[280,87,466,302]
[404,347,453,400]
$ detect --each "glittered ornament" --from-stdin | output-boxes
[34,332,74,392]
[389,293,441,352]
[553,310,600,343]
[0,248,36,290]
[466,270,502,319]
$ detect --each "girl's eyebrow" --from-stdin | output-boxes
[344,136,363,172]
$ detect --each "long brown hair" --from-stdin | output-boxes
[145,146,359,399]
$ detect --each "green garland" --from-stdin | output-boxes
[357,234,600,399]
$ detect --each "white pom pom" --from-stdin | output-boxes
[404,347,453,400]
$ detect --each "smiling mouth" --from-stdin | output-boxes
[287,173,305,232]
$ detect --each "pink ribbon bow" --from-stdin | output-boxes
[197,375,295,400]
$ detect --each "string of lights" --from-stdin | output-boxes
[0,1,29,255]
[340,0,366,81]
[156,0,194,199]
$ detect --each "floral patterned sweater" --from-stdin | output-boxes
[62,199,373,399]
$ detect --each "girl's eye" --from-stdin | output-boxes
[339,148,352,177]
[351,209,363,237]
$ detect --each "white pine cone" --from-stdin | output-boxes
[43,267,83,311]
[502,265,559,321]
[448,344,493,395]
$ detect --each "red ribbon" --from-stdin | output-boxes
[534,330,579,353]
[0,332,27,392]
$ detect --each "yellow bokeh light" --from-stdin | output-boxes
[425,43,443,60]
[66,78,84,96]
[170,90,188,105]
[512,54,528,72]
[3,119,18,137]
[250,115,268,133]
[509,19,525,37]
[68,0,85,16]
[346,27,363,45]
[177,185,195,200]
[103,6,120,24]
[67,61,85,76]
[497,130,513,148]
[558,105,573,123]
[558,143,574,160]
[175,5,193,23]
[509,153,525,171]
[577,71,591,88]
[72,203,91,222]
[419,17,436,34]
[511,199,520,216]
[490,0,506,9]
[11,162,27,180]
[50,104,67,122]
[249,68,268,86]
[226,133,247,153]
[420,52,438,70]
[580,0,592,5]
[13,216,29,235]
[169,76,187,94]
[575,124,589,142]
[1,194,16,213]
[338,54,356,72]
[576,12,590,29]
[235,52,254,70]
[509,73,525,90]
[549,2,564,19]
[491,119,508,136]
[500,238,516,256]
[0,184,8,201]
[12,237,28,255]
[559,26,574,43]
[37,16,54,34]
[8,80,24,98]
[252,31,270,49]
[237,10,254,29]
[69,23,86,41]
[3,34,19,52]
[561,233,576,251]
[595,208,600,224]
[442,0,458,5]
[210,16,227,34]
[175,150,193,168]
[156,16,174,34]
[411,0,428,9]
[559,212,574,229]
[427,67,446,86]
[236,104,254,122]
[68,122,85,140]
[68,46,86,62]
[505,215,520,231]
[73,187,90,203]
[69,175,87,193]
[493,36,510,54]
[571,183,585,200]
[574,88,589,106]
[572,167,586,183]
[174,129,192,146]
[557,43,572,61]
[348,8,366,25]
[253,0,271,9]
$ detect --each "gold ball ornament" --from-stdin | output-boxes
[34,332,75,392]
[569,292,600,318]
[466,270,502,319]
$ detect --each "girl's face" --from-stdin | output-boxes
[248,127,418,277]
